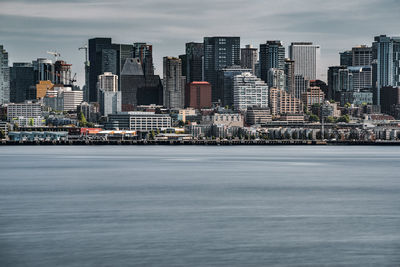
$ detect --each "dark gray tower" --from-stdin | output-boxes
[259,41,285,84]
[203,36,240,102]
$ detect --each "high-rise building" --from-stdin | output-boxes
[352,45,372,66]
[233,72,268,111]
[339,50,352,67]
[327,66,352,101]
[348,66,372,91]
[203,36,240,102]
[97,72,121,116]
[289,42,320,80]
[32,58,53,84]
[284,58,295,95]
[241,45,258,75]
[120,58,163,110]
[269,88,303,116]
[259,41,285,84]
[185,42,203,83]
[0,45,10,104]
[10,63,35,103]
[133,43,154,76]
[62,90,83,111]
[185,82,212,109]
[294,75,310,99]
[53,60,72,86]
[372,35,400,105]
[163,57,185,109]
[97,72,118,92]
[217,65,251,107]
[267,68,285,90]
[301,87,325,111]
[89,38,114,102]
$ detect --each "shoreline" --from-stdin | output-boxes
[2,140,400,146]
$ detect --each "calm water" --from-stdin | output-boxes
[0,146,400,266]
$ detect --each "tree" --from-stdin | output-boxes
[337,115,350,123]
[344,102,351,108]
[326,116,335,123]
[29,118,34,126]
[0,129,5,139]
[78,112,87,127]
[309,114,319,122]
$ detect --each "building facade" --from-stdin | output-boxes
[233,72,268,111]
[241,45,258,75]
[289,42,320,80]
[163,57,185,109]
[203,36,240,102]
[106,112,171,130]
[259,41,285,84]
[185,82,212,109]
[0,45,10,104]
[185,42,204,83]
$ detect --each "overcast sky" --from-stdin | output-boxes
[1,0,399,86]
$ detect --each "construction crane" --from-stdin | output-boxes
[70,73,77,85]
[47,51,61,61]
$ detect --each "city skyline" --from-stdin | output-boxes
[1,0,399,87]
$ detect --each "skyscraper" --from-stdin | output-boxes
[216,65,251,107]
[267,68,285,90]
[89,38,114,102]
[372,35,400,105]
[10,63,35,103]
[259,41,285,84]
[203,36,240,102]
[163,57,185,109]
[233,72,268,111]
[289,42,320,80]
[352,45,372,66]
[0,45,10,104]
[53,60,72,86]
[339,50,352,67]
[133,43,154,76]
[98,72,121,116]
[327,66,352,101]
[284,58,295,95]
[185,42,204,83]
[241,45,258,75]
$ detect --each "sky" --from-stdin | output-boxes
[1,0,399,86]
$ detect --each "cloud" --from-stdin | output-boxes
[0,0,399,85]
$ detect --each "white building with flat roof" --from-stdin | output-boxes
[233,72,268,111]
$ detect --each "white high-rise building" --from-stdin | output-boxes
[233,72,268,111]
[0,45,10,104]
[97,72,120,116]
[97,72,118,92]
[63,90,83,111]
[288,42,320,80]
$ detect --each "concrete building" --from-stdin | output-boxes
[233,72,268,111]
[53,60,72,86]
[348,66,372,91]
[241,45,258,75]
[352,45,372,66]
[202,113,244,128]
[62,90,83,111]
[327,66,352,101]
[269,88,303,116]
[340,91,373,106]
[97,72,120,116]
[163,57,185,109]
[185,82,212,109]
[301,87,325,111]
[106,112,171,130]
[259,41,285,84]
[203,36,240,102]
[7,102,42,121]
[246,106,272,125]
[294,74,310,99]
[289,42,320,81]
[0,45,10,104]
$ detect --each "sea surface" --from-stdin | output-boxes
[0,146,400,266]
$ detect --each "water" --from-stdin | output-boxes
[0,146,400,266]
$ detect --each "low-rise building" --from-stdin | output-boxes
[202,113,244,128]
[7,102,42,121]
[246,107,272,125]
[106,112,171,131]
